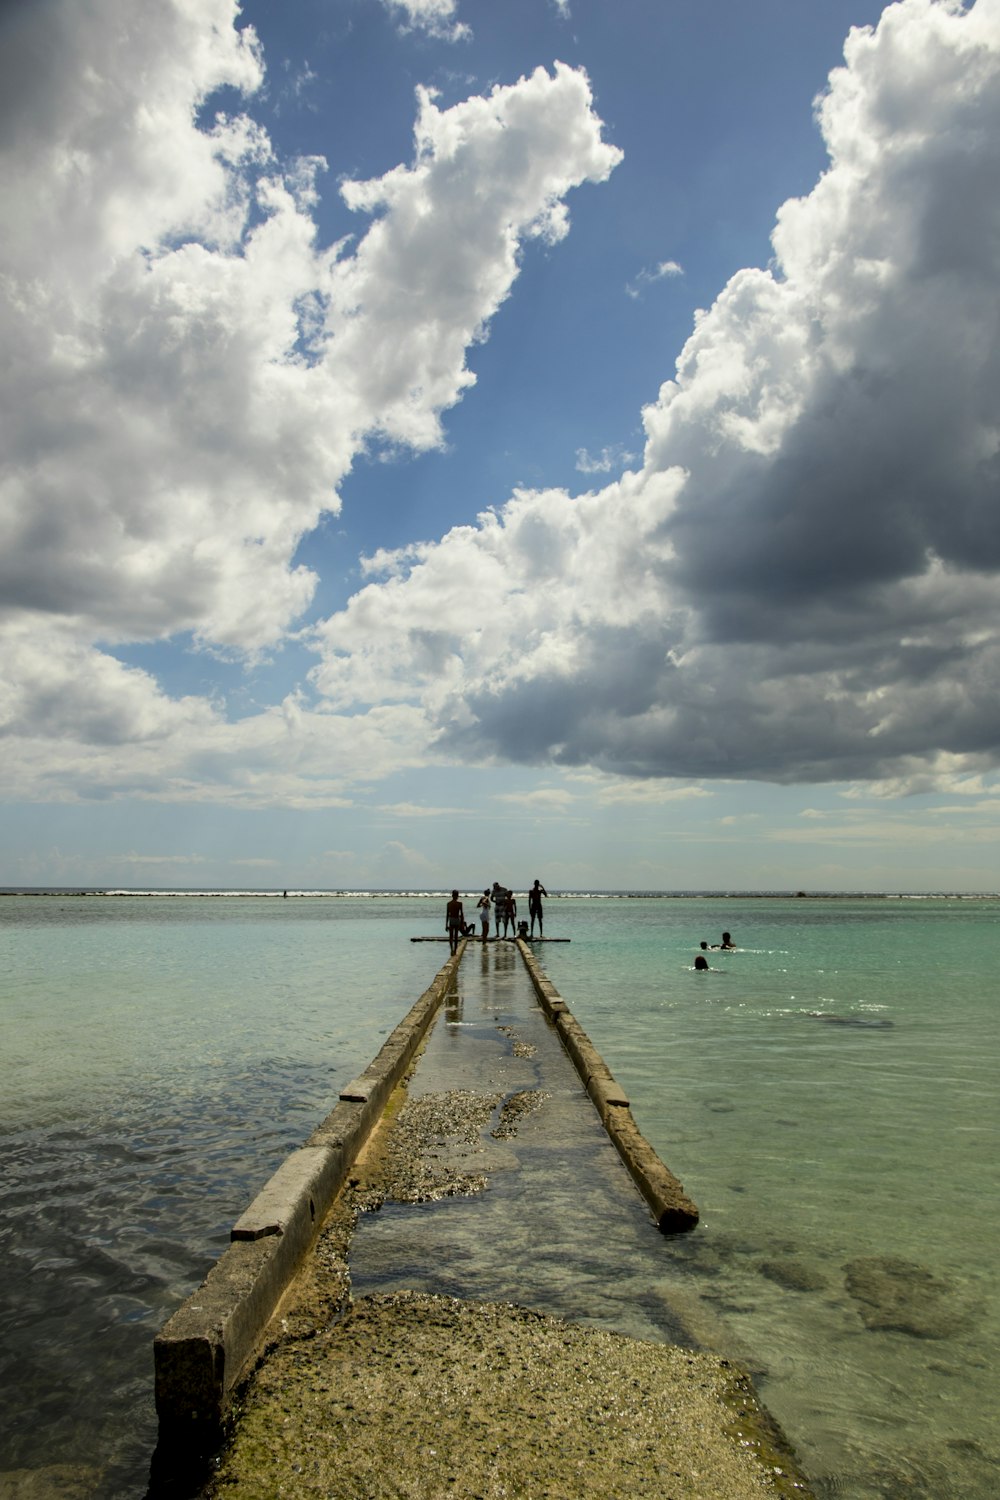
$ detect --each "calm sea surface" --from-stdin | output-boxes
[0,892,997,1498]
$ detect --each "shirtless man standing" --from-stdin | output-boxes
[445,891,465,955]
[528,878,548,938]
[491,882,505,938]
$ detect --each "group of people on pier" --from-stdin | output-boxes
[445,880,548,953]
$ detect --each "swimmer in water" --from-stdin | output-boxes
[694,954,709,970]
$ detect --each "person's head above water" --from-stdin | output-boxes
[700,941,708,950]
[694,954,708,970]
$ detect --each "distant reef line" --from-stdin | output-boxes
[1,888,997,901]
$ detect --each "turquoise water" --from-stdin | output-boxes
[0,895,436,1496]
[537,896,1000,1498]
[0,893,997,1497]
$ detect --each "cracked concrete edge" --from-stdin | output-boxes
[515,938,699,1235]
[152,942,466,1444]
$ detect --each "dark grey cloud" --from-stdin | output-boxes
[318,0,1000,792]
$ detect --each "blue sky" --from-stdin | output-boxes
[2,0,1000,892]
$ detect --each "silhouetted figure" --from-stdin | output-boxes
[694,954,709,970]
[477,889,491,940]
[446,890,465,955]
[528,878,548,937]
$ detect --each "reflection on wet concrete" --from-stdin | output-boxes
[349,944,693,1348]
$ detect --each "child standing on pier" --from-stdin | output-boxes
[476,889,491,940]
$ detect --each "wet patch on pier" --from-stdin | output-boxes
[496,1023,537,1058]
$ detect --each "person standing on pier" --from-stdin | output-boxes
[528,879,548,937]
[446,890,466,955]
[492,882,506,938]
[476,889,491,941]
[505,889,517,936]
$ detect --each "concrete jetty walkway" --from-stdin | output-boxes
[180,940,812,1499]
[346,937,697,1334]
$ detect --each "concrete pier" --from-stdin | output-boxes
[153,949,462,1453]
[153,940,813,1498]
[516,937,698,1232]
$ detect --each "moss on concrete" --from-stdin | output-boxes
[207,1292,810,1499]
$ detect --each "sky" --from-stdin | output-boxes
[2,0,1000,893]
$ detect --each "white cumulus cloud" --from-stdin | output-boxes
[310,0,1000,792]
[0,0,620,798]
[625,259,684,298]
[575,444,637,474]
[6,0,999,810]
[380,0,471,43]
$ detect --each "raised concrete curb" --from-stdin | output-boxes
[153,943,465,1447]
[515,939,699,1235]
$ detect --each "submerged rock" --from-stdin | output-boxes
[808,1012,894,1029]
[0,1466,103,1499]
[843,1255,975,1339]
[759,1258,829,1293]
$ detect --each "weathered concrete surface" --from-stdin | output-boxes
[517,938,699,1233]
[206,1293,810,1500]
[152,944,464,1451]
[154,938,815,1498]
[203,947,813,1499]
[230,1146,339,1242]
[410,935,571,942]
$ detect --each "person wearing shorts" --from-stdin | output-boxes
[446,890,465,955]
[528,879,548,937]
[477,889,491,941]
[492,882,506,938]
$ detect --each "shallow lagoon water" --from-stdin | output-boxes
[538,896,1000,1498]
[0,895,435,1496]
[1,892,997,1497]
